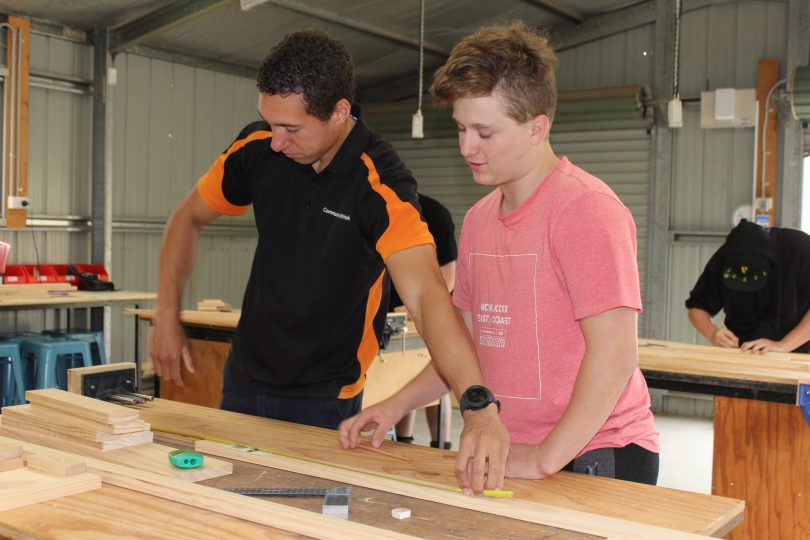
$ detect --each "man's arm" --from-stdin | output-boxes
[342,244,509,493]
[148,189,221,384]
[688,307,739,348]
[741,308,810,353]
[506,306,639,479]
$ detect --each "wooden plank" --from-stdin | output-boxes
[0,457,24,472]
[713,396,810,539]
[0,414,154,450]
[25,388,139,423]
[0,435,421,540]
[3,404,149,441]
[639,355,810,386]
[638,339,810,366]
[0,468,100,512]
[137,398,743,537]
[67,362,138,395]
[756,58,780,226]
[3,16,29,230]
[0,484,304,539]
[0,290,157,308]
[197,440,712,540]
[0,442,22,460]
[0,421,231,483]
[25,453,86,477]
[27,402,149,433]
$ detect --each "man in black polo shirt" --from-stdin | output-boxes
[149,29,508,494]
[686,219,810,353]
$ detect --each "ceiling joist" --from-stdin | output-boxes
[523,0,584,23]
[240,0,451,57]
[109,0,230,55]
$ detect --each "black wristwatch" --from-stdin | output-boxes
[459,385,501,416]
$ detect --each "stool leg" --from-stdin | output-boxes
[11,349,25,404]
[36,348,57,389]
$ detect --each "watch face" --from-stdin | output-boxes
[468,386,488,404]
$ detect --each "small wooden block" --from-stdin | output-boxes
[0,456,24,472]
[0,442,23,460]
[26,453,87,477]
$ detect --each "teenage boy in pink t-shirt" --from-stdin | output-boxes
[340,21,659,485]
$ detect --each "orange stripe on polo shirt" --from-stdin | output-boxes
[359,153,435,260]
[340,268,386,399]
[196,129,273,216]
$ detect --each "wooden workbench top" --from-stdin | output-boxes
[136,398,742,538]
[0,290,156,309]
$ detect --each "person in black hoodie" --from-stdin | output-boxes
[686,220,810,353]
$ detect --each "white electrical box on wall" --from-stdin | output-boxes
[700,88,757,128]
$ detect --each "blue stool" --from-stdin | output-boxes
[42,329,107,365]
[20,338,93,391]
[0,342,25,405]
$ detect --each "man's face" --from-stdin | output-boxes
[451,93,540,188]
[258,92,341,166]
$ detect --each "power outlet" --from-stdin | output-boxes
[7,196,29,209]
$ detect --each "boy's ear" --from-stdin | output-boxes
[530,114,551,144]
[332,98,352,123]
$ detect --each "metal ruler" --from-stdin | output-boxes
[224,486,351,497]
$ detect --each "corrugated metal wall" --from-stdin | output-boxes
[667,1,787,346]
[0,32,260,366]
[0,33,93,335]
[109,52,259,364]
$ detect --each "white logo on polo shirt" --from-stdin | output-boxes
[322,207,351,221]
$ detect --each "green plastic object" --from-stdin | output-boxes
[168,449,204,469]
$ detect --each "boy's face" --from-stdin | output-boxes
[452,93,538,188]
[258,92,343,166]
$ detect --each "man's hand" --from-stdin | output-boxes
[339,401,406,450]
[148,315,195,385]
[711,327,740,348]
[456,404,510,494]
[740,338,783,354]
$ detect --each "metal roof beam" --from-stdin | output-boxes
[240,0,450,57]
[549,0,746,51]
[522,0,584,23]
[128,45,256,79]
[109,0,230,55]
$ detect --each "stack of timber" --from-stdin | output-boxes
[0,389,232,482]
[0,283,77,301]
[1,388,153,451]
[0,439,101,512]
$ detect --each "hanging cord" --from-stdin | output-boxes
[417,0,425,112]
[672,0,681,99]
[759,79,788,208]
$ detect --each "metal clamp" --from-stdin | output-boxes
[798,383,810,428]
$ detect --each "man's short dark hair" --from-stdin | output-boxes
[257,29,355,121]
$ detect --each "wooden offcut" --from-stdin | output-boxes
[25,388,139,424]
[25,453,86,477]
[0,420,231,483]
[0,435,418,540]
[3,404,150,442]
[0,414,154,450]
[27,402,150,434]
[0,457,24,472]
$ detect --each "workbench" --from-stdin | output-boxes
[0,289,156,385]
[126,309,434,410]
[0,397,743,539]
[638,339,810,540]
